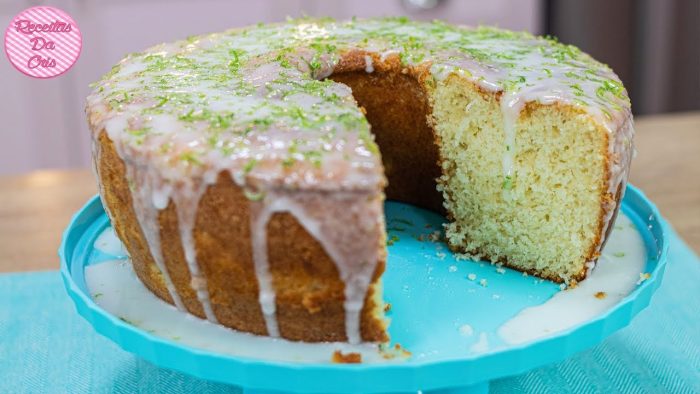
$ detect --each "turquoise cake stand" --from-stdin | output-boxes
[60,185,668,394]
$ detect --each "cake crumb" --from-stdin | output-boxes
[437,252,446,260]
[637,272,651,285]
[594,291,607,299]
[384,303,392,313]
[479,279,488,287]
[492,294,500,300]
[302,294,322,314]
[379,343,412,359]
[467,273,477,281]
[496,267,506,274]
[448,265,457,272]
[332,350,362,364]
[428,230,441,242]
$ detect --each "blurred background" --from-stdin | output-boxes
[1,0,698,175]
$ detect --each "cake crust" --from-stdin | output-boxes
[96,131,389,342]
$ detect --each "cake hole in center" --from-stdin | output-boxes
[329,71,444,214]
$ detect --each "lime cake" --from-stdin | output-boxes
[86,17,634,343]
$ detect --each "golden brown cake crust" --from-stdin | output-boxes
[96,131,388,342]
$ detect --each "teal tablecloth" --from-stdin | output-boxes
[1,227,699,393]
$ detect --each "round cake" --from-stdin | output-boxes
[86,17,634,344]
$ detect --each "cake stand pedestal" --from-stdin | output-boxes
[243,382,488,394]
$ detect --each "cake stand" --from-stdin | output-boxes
[60,185,668,394]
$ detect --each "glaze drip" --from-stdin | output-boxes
[499,92,524,196]
[249,189,384,344]
[121,161,185,311]
[592,113,635,264]
[364,55,374,73]
[249,197,281,337]
[171,179,218,323]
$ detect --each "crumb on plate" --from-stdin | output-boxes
[637,272,651,285]
[332,350,362,364]
[380,343,412,359]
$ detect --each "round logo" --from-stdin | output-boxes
[4,6,82,79]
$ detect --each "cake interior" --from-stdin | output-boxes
[331,67,608,283]
[330,71,443,214]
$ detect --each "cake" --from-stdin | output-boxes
[86,17,634,344]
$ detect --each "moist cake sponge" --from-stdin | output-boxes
[432,76,612,282]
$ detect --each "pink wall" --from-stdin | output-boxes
[0,0,541,175]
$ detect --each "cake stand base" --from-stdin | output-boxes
[242,381,489,394]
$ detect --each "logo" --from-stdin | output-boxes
[4,6,82,79]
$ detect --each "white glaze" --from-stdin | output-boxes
[499,92,523,198]
[497,213,646,345]
[364,55,374,73]
[249,197,281,337]
[93,226,127,257]
[469,332,490,353]
[593,114,635,261]
[85,259,396,363]
[458,324,474,337]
